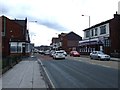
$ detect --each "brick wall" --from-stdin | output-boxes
[1,16,26,57]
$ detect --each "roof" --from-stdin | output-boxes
[12,18,27,28]
[83,14,120,31]
[83,19,112,31]
[52,37,60,43]
[65,31,82,40]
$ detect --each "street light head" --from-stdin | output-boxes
[81,14,90,27]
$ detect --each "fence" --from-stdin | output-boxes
[2,55,22,74]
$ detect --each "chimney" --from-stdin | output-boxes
[114,13,120,19]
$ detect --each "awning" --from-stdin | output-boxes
[79,38,103,46]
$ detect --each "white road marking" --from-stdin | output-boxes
[38,59,55,88]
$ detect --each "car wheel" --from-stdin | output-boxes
[90,56,93,59]
[98,56,101,60]
[107,59,110,61]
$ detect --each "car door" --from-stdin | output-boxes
[93,51,98,59]
[91,52,95,59]
[95,51,100,59]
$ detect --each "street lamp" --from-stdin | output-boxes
[82,15,90,28]
[28,21,37,41]
[82,14,91,53]
[27,20,37,56]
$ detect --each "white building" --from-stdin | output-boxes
[79,14,120,57]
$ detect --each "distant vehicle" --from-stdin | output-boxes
[44,50,50,55]
[50,50,55,57]
[59,50,67,56]
[33,49,39,53]
[70,51,80,57]
[38,50,44,54]
[90,51,110,61]
[53,51,66,59]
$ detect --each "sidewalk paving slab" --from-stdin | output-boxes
[0,57,48,89]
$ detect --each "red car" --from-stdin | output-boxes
[70,51,80,57]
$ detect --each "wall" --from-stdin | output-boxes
[2,16,25,57]
[109,14,120,57]
[84,23,110,39]
[0,17,2,60]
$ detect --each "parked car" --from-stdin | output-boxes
[38,50,44,54]
[44,50,50,55]
[90,51,110,61]
[50,50,55,57]
[53,51,66,59]
[70,51,80,57]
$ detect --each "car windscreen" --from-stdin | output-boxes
[98,51,104,54]
[56,51,64,53]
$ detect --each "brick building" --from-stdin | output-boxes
[62,32,82,53]
[1,15,30,57]
[79,13,120,57]
[50,37,60,50]
[51,32,82,53]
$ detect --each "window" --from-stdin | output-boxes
[26,44,30,53]
[104,39,110,47]
[2,17,6,36]
[10,42,22,53]
[95,28,98,36]
[91,29,94,36]
[100,25,106,35]
[10,42,17,53]
[86,30,90,38]
[18,43,22,53]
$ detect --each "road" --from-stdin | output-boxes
[36,54,119,88]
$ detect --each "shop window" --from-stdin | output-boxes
[10,42,22,53]
[18,43,22,53]
[10,42,17,53]
[104,39,110,47]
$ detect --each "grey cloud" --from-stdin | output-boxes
[27,16,68,31]
[0,3,10,14]
[37,19,68,31]
[0,1,68,32]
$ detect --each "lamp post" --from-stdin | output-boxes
[82,14,91,53]
[82,15,90,28]
[28,21,37,42]
[27,20,37,56]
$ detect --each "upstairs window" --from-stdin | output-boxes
[100,25,106,35]
[86,30,90,38]
[91,29,94,36]
[95,28,98,36]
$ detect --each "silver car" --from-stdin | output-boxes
[90,51,110,61]
[53,51,66,59]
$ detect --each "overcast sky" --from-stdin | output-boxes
[0,0,120,46]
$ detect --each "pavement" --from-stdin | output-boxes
[0,57,48,89]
